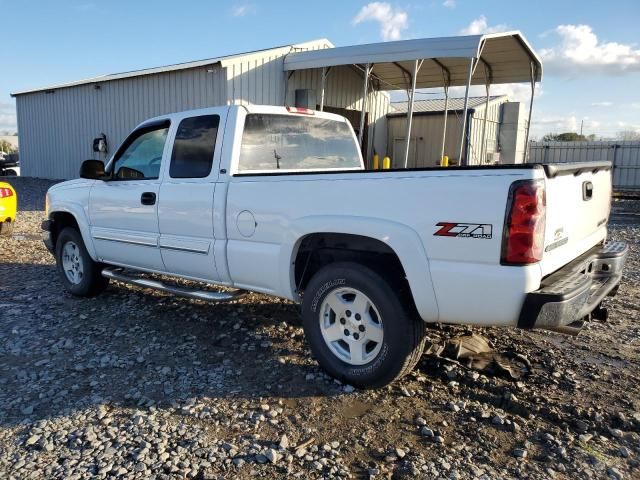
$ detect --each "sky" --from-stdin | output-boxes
[1,0,639,139]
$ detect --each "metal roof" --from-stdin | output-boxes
[11,39,333,96]
[284,32,542,89]
[388,95,508,115]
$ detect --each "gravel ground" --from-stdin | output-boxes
[1,177,639,480]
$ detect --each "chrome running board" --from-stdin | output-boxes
[101,268,246,303]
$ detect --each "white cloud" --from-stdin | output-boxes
[231,4,255,17]
[0,101,17,133]
[615,120,640,131]
[591,101,613,107]
[540,24,640,74]
[631,103,640,109]
[74,2,96,12]
[459,15,508,35]
[353,2,408,41]
[443,0,456,8]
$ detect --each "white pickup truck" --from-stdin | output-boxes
[43,105,628,388]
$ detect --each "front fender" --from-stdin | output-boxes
[49,202,97,260]
[279,215,440,323]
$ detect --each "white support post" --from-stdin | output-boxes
[480,81,491,163]
[440,84,449,163]
[320,67,327,111]
[358,63,371,148]
[523,62,537,163]
[458,57,475,166]
[403,59,421,168]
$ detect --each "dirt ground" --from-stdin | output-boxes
[0,177,639,480]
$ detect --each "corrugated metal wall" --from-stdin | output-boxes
[16,66,227,179]
[386,99,505,168]
[529,141,640,191]
[387,113,463,168]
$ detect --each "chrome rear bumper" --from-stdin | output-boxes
[518,241,628,333]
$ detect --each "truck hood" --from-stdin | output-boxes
[48,178,94,193]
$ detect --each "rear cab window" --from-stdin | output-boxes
[170,115,220,179]
[236,114,362,174]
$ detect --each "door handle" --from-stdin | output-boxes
[140,192,156,205]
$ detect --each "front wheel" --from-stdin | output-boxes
[55,227,109,297]
[301,262,426,388]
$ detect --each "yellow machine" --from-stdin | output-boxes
[0,181,17,235]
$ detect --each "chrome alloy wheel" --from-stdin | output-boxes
[319,287,384,365]
[61,241,84,285]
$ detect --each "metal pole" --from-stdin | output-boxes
[320,67,327,111]
[523,62,537,163]
[458,58,475,166]
[440,84,449,163]
[480,79,491,164]
[403,59,421,168]
[358,63,371,148]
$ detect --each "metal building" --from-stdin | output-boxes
[386,95,526,167]
[11,39,390,179]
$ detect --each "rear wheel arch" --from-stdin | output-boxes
[292,232,417,311]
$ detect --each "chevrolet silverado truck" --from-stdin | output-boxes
[42,105,628,388]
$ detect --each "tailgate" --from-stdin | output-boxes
[540,162,612,276]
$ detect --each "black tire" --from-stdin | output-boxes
[5,169,17,176]
[301,262,426,388]
[55,227,109,297]
[0,220,14,235]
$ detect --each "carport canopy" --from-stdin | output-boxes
[284,32,543,166]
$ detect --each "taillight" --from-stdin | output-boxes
[0,187,13,198]
[501,180,546,265]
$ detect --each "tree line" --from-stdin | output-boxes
[542,130,640,142]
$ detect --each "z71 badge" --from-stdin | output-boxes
[434,222,493,239]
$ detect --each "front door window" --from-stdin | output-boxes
[112,121,170,180]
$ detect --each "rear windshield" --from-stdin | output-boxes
[237,114,361,173]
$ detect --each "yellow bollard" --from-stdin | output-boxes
[373,153,379,170]
[382,156,391,169]
[441,155,449,167]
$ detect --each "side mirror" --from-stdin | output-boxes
[79,159,106,179]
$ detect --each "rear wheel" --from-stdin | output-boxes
[55,227,109,297]
[301,262,426,388]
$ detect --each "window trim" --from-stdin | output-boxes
[109,119,171,181]
[169,114,220,180]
